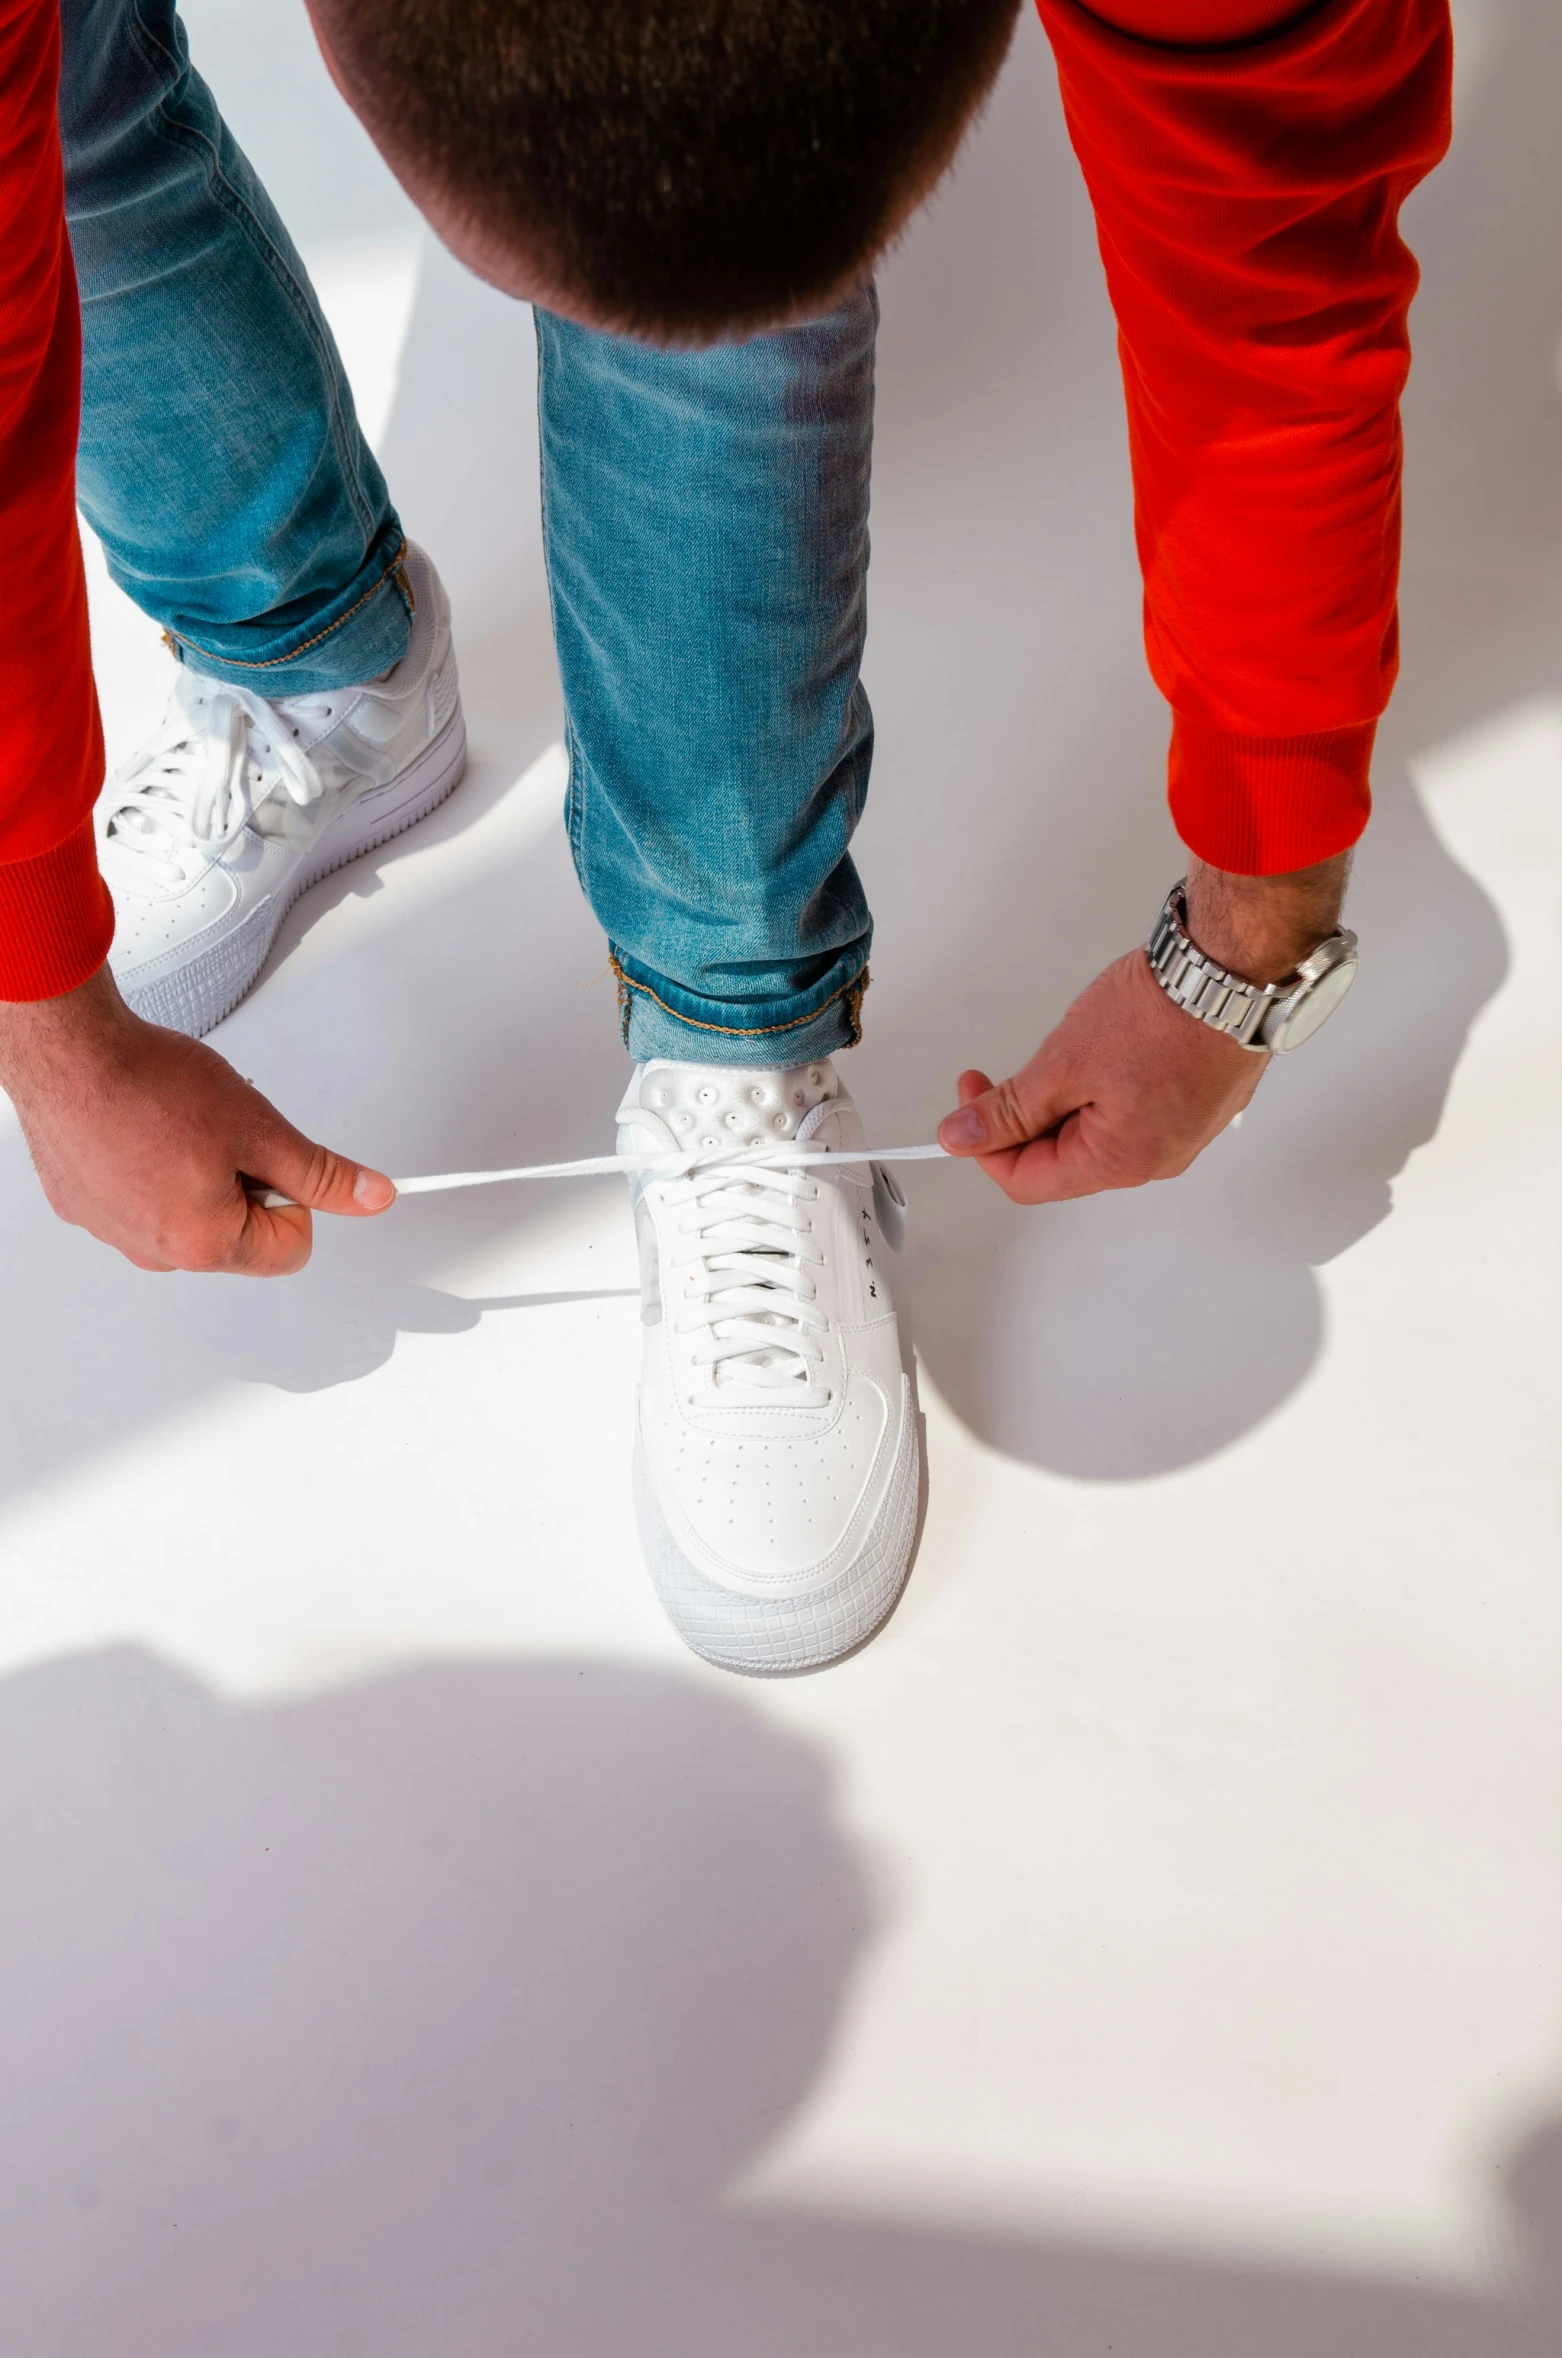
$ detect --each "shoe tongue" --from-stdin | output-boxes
[635,1059,838,1154]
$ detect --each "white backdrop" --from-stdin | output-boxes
[0,1,1558,2349]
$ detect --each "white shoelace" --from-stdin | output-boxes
[652,1094,855,1397]
[671,1154,837,1393]
[254,1140,946,1208]
[103,683,325,867]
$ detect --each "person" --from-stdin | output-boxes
[0,0,1451,1670]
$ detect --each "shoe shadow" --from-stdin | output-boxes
[1,1642,1556,2356]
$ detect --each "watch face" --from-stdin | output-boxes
[1266,947,1359,1052]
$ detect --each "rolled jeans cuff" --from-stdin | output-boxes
[169,520,414,698]
[611,949,869,1069]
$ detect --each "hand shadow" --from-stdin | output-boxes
[0,1643,1554,2356]
[169,1277,637,1395]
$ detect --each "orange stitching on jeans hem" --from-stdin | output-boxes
[608,953,870,1042]
[168,538,410,672]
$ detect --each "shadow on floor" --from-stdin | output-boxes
[0,1645,1552,2356]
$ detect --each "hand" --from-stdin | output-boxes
[938,851,1349,1205]
[0,967,395,1273]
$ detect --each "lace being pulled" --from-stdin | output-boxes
[102,680,327,865]
[376,1140,943,1195]
[254,1138,946,1213]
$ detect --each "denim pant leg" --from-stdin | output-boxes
[536,296,877,1067]
[58,0,411,694]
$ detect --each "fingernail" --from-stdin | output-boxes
[353,1169,396,1212]
[939,1108,984,1151]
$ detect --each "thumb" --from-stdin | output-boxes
[939,1065,1063,1157]
[245,1120,397,1217]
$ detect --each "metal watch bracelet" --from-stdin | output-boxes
[1145,881,1360,1055]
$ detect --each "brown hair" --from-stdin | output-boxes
[323,0,1022,334]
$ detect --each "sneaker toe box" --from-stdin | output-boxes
[104,860,242,978]
[635,1373,919,1673]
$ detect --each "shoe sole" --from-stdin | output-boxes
[632,1376,920,1676]
[119,704,469,1039]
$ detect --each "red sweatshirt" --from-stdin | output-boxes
[0,0,1450,1000]
[1037,0,1452,871]
[0,0,112,999]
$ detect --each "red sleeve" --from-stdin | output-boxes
[0,0,112,999]
[1033,0,1453,874]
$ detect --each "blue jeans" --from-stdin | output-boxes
[59,0,877,1065]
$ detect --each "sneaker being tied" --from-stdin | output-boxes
[100,542,465,1037]
[618,1056,920,1674]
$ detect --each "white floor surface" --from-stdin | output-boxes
[3,1,1560,2349]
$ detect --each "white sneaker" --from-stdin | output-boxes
[617,1057,920,1674]
[99,542,466,1036]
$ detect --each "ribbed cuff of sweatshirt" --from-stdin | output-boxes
[1169,717,1375,875]
[0,814,115,1000]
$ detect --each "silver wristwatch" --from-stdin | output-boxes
[1146,880,1358,1053]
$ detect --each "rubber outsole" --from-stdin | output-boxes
[119,706,469,1039]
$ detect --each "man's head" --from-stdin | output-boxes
[308,0,1022,339]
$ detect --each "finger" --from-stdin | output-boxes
[983,1113,1112,1206]
[994,1093,1187,1207]
[932,1069,1052,1199]
[938,1061,1077,1158]
[230,1197,315,1278]
[938,1069,997,1154]
[244,1120,396,1218]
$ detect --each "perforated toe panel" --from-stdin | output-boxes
[631,1060,837,1156]
[634,1379,919,1673]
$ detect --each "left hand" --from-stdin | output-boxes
[936,946,1263,1204]
[937,851,1350,1205]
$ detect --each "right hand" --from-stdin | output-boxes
[0,967,395,1274]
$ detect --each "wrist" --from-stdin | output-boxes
[0,966,131,1095]
[1182,851,1350,985]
